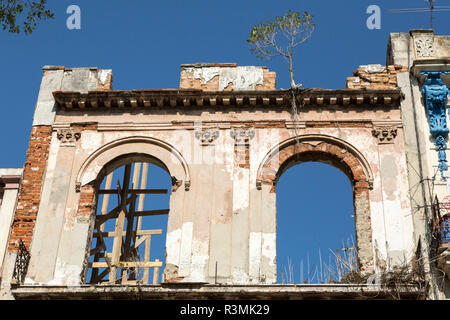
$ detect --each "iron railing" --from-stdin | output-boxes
[12,239,30,284]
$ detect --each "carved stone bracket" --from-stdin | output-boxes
[230,127,255,145]
[57,128,81,145]
[372,126,398,144]
[415,36,434,58]
[194,128,219,145]
[421,71,450,180]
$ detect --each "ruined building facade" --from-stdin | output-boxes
[0,30,449,299]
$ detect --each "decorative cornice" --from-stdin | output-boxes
[421,71,450,180]
[53,89,403,110]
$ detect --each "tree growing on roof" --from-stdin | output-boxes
[247,9,315,89]
[0,0,53,34]
[247,9,315,140]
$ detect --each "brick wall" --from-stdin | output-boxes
[77,184,96,220]
[346,64,408,89]
[8,126,52,251]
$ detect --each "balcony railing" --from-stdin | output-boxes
[12,240,30,284]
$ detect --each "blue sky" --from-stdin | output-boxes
[1,0,449,284]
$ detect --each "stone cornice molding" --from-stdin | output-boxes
[53,89,403,110]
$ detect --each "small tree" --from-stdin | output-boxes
[247,10,315,140]
[0,0,54,34]
[247,10,315,89]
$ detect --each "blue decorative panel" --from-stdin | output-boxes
[421,71,450,180]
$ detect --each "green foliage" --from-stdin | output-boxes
[0,0,54,34]
[247,10,315,60]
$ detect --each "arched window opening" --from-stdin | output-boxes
[87,161,172,285]
[276,162,358,284]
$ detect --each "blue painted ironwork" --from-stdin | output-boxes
[442,215,450,243]
[421,71,450,180]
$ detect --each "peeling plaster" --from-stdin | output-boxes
[262,233,276,268]
[185,67,220,84]
[219,67,264,91]
[166,228,181,266]
[47,259,82,286]
[98,69,112,85]
[189,255,208,282]
[232,168,249,214]
[179,222,193,276]
[231,267,250,284]
[80,131,102,152]
[249,232,262,278]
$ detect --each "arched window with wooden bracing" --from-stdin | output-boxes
[87,156,172,285]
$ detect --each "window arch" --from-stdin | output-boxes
[256,135,374,272]
[74,137,191,284]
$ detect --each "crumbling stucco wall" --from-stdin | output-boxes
[23,101,413,287]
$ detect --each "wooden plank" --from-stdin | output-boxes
[98,189,168,195]
[89,261,163,268]
[109,164,132,283]
[96,269,109,282]
[143,235,151,284]
[100,173,114,229]
[91,172,113,282]
[93,229,162,238]
[153,259,161,285]
[134,209,169,217]
[95,194,137,227]
[97,229,112,270]
[123,163,141,284]
[132,162,141,190]
[137,162,148,231]
[134,235,148,248]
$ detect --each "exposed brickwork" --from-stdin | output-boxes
[261,141,369,191]
[235,144,250,168]
[346,64,408,89]
[70,122,98,131]
[256,68,276,90]
[8,126,52,251]
[77,184,96,219]
[97,72,113,91]
[305,121,370,128]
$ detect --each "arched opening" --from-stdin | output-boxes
[257,136,374,282]
[86,154,173,285]
[276,161,357,284]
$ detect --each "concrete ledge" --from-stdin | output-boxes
[11,284,423,300]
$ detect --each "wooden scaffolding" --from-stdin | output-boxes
[88,163,169,284]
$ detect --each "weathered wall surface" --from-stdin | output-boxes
[23,95,414,287]
[1,66,113,295]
